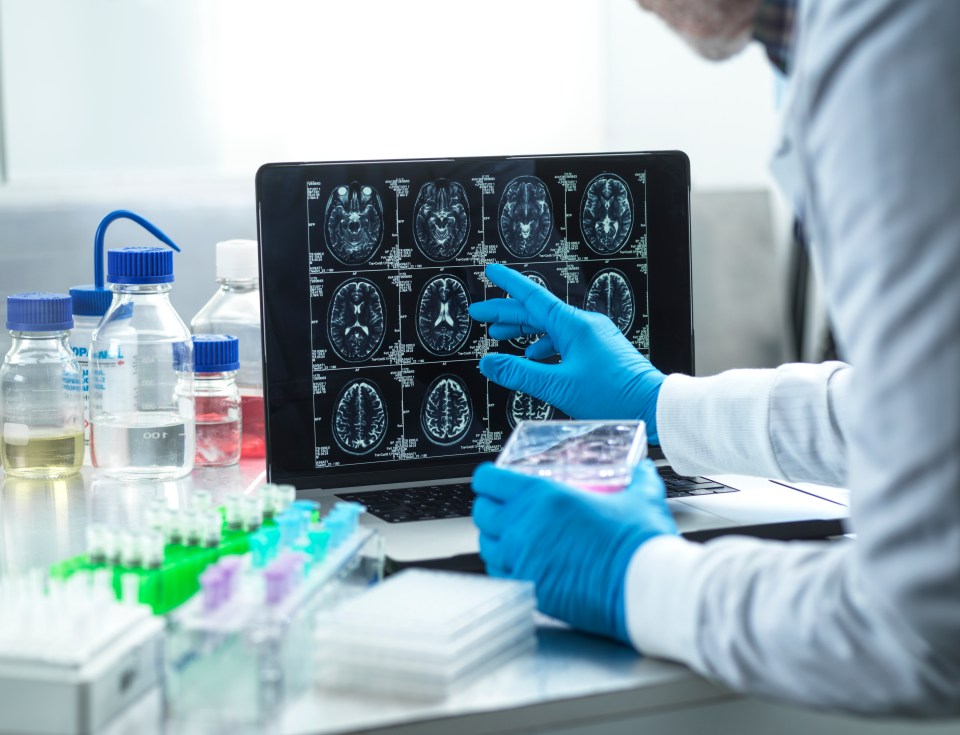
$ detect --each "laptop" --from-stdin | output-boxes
[255,152,847,564]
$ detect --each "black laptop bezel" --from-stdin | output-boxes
[256,151,693,489]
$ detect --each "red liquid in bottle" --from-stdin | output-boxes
[195,395,241,467]
[241,393,266,459]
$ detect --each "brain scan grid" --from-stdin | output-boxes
[306,165,650,470]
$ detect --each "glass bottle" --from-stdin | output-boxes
[67,285,112,466]
[192,334,241,467]
[191,239,264,459]
[1,293,84,478]
[89,247,195,480]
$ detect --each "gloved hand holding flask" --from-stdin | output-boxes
[469,264,667,443]
[472,459,678,643]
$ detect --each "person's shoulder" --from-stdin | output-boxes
[795,0,959,95]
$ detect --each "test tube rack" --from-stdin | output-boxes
[47,485,299,615]
[0,570,164,735]
[163,504,384,729]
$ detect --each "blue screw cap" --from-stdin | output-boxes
[193,334,240,373]
[68,285,113,317]
[107,247,174,285]
[6,293,74,331]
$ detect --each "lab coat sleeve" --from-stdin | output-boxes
[625,0,960,715]
[655,362,852,486]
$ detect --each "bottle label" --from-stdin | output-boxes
[73,348,91,449]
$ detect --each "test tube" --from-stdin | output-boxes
[203,510,223,548]
[164,509,184,545]
[85,524,108,564]
[263,564,288,606]
[140,530,165,569]
[250,530,274,568]
[218,556,243,599]
[224,495,243,531]
[119,531,142,568]
[241,495,263,532]
[260,484,277,519]
[144,499,169,534]
[200,566,225,612]
[275,484,297,515]
[103,527,121,565]
[276,511,299,549]
[183,510,203,547]
[191,489,213,513]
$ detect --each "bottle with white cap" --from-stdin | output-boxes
[191,240,264,460]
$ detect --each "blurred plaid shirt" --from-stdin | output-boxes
[754,0,797,73]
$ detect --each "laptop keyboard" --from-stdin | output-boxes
[336,467,738,524]
[337,484,475,524]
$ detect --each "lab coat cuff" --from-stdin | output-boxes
[624,534,708,669]
[656,370,780,478]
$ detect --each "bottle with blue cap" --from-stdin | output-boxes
[89,222,195,480]
[1,293,84,478]
[193,334,241,467]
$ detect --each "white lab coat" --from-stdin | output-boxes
[624,0,960,715]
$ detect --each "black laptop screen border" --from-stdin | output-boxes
[256,151,692,489]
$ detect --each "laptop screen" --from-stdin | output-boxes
[256,152,692,489]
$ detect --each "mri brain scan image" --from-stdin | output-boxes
[332,379,388,455]
[507,390,555,429]
[414,179,471,261]
[327,278,386,362]
[421,375,473,446]
[324,182,384,265]
[416,275,471,355]
[584,269,635,335]
[581,174,634,254]
[508,270,549,349]
[498,176,553,257]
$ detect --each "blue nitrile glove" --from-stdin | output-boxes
[472,460,678,644]
[470,263,667,443]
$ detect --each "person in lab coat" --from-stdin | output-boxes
[470,0,960,714]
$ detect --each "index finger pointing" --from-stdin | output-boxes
[485,264,573,333]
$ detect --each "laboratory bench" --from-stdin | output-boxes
[1,462,957,735]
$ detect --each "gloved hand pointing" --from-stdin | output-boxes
[470,263,667,443]
[472,459,678,644]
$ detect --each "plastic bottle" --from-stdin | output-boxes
[193,334,241,467]
[191,240,264,459]
[67,286,112,465]
[89,248,195,480]
[0,293,84,478]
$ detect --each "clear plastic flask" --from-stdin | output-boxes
[67,285,112,465]
[193,334,241,467]
[89,247,195,480]
[1,293,84,478]
[191,239,264,459]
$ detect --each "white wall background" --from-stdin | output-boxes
[0,0,779,190]
[0,0,789,373]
